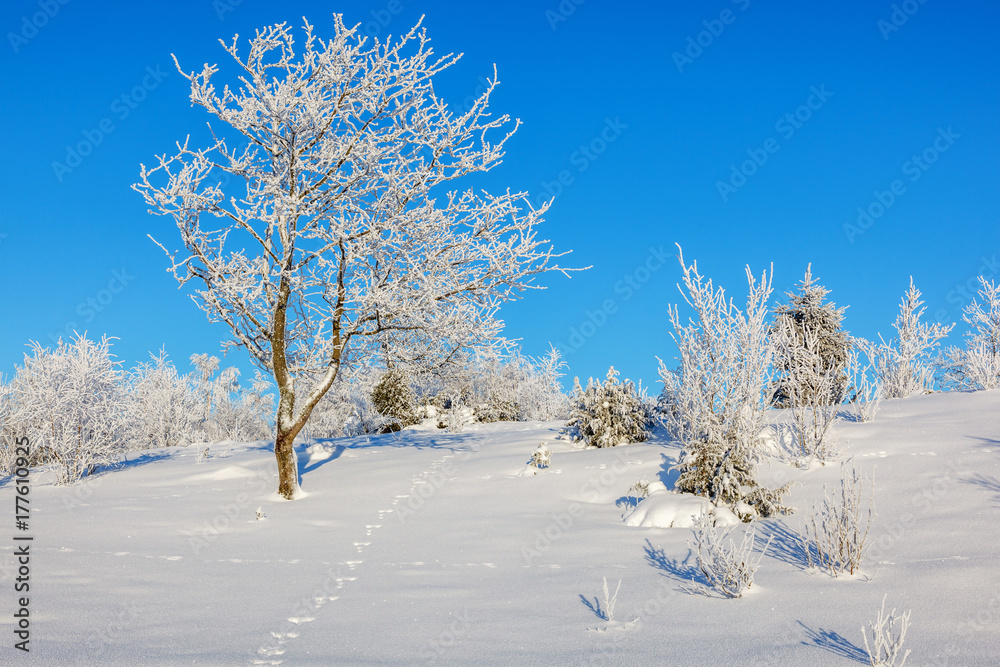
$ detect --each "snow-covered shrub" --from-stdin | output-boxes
[371,368,420,431]
[0,378,19,475]
[939,277,1000,391]
[861,279,953,399]
[529,443,551,469]
[689,512,770,598]
[126,350,204,449]
[771,265,851,408]
[846,345,882,422]
[773,325,841,461]
[8,335,127,484]
[805,463,874,576]
[862,595,912,667]
[188,354,272,442]
[629,479,652,500]
[459,345,568,423]
[563,367,650,448]
[660,248,791,517]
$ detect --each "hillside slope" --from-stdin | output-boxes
[2,390,998,665]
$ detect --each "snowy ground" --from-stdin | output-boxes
[2,390,999,665]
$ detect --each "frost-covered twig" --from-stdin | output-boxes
[861,594,911,666]
[601,576,621,622]
[847,346,882,423]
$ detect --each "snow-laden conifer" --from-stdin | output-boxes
[563,367,650,448]
[771,265,851,408]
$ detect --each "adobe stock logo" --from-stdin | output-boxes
[715,85,833,202]
[843,126,959,244]
[48,268,134,346]
[51,65,169,182]
[555,245,669,355]
[7,0,71,54]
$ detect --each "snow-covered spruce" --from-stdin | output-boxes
[133,16,575,499]
[371,368,420,432]
[659,247,792,518]
[771,265,851,408]
[938,276,1000,391]
[562,367,650,448]
[859,279,953,399]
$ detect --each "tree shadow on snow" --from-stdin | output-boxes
[798,621,869,663]
[966,435,1000,452]
[643,539,703,587]
[299,444,346,476]
[963,473,1000,507]
[761,520,811,571]
[656,452,680,490]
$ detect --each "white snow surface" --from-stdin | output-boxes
[2,390,999,665]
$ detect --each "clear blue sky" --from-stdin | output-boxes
[1,0,998,393]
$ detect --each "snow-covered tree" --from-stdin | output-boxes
[371,368,419,431]
[462,345,568,423]
[861,279,953,399]
[939,277,1000,391]
[134,17,572,499]
[126,349,203,449]
[659,247,791,517]
[771,265,850,408]
[564,367,650,448]
[8,335,127,484]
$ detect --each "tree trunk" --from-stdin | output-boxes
[274,426,300,500]
[274,387,303,500]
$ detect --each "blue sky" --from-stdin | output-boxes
[1,0,998,393]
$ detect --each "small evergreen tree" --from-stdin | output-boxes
[771,266,851,408]
[371,368,419,432]
[563,367,650,448]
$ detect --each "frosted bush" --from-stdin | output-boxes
[563,367,650,448]
[846,346,882,423]
[529,443,551,469]
[860,279,953,399]
[773,324,841,461]
[805,463,874,576]
[660,247,791,517]
[939,277,1000,391]
[862,594,911,667]
[8,334,127,484]
[126,350,204,449]
[689,512,770,598]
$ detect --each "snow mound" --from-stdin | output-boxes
[623,490,740,528]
